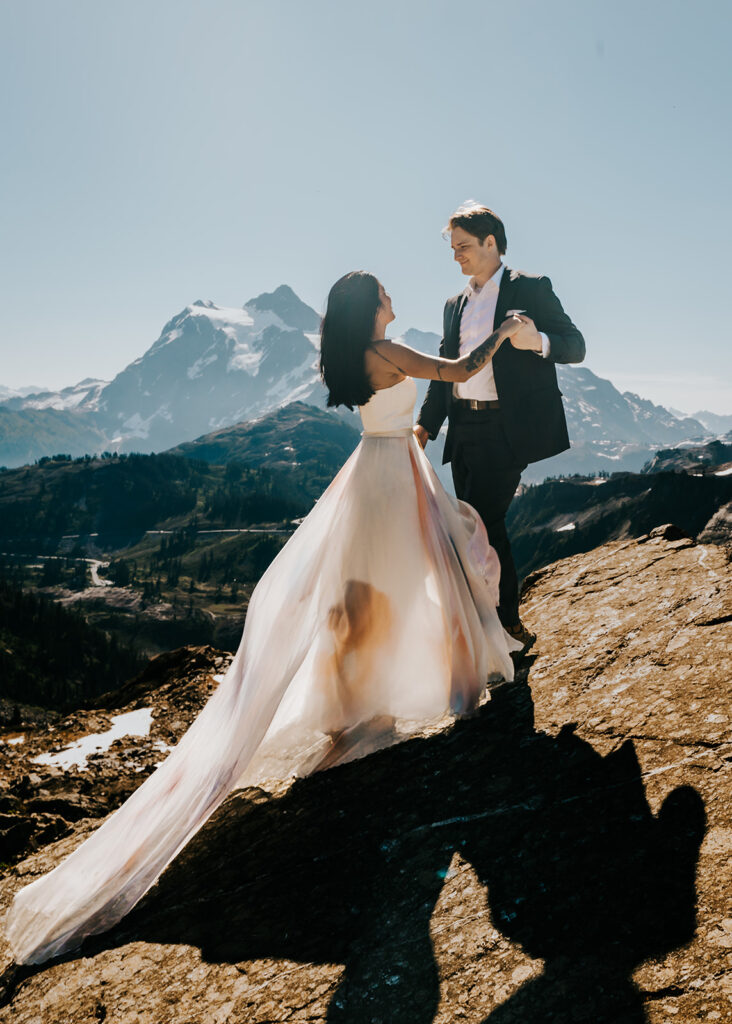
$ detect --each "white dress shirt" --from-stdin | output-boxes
[454,264,550,401]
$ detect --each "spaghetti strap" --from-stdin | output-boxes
[370,343,406,375]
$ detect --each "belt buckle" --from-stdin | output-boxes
[468,399,480,411]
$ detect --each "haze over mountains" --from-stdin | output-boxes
[0,285,724,479]
[688,409,732,434]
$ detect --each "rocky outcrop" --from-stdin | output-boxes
[699,501,732,550]
[0,534,730,1022]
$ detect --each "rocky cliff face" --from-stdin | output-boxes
[0,532,730,1022]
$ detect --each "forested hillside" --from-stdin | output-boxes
[0,452,313,549]
[0,567,143,713]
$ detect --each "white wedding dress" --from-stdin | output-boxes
[4,376,519,965]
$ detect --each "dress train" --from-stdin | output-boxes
[3,377,518,964]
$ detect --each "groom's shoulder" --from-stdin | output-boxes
[507,266,549,286]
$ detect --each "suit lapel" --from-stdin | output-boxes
[493,265,517,329]
[448,292,468,357]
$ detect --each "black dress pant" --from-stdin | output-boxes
[450,408,525,627]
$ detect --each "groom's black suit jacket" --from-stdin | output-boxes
[417,267,586,466]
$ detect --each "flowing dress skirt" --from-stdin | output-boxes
[4,432,516,964]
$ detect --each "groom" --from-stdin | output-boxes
[415,203,586,650]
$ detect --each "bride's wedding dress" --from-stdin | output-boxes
[4,376,518,965]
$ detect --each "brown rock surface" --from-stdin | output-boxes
[0,534,729,1022]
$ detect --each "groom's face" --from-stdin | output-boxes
[450,226,497,278]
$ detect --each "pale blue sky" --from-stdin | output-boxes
[1,0,730,413]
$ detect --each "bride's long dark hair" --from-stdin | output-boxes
[320,271,380,410]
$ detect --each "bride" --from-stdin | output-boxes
[3,270,523,966]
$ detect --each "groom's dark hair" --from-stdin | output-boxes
[445,203,507,254]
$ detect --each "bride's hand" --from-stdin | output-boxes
[414,425,429,448]
[497,313,524,340]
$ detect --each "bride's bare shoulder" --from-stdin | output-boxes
[364,342,403,387]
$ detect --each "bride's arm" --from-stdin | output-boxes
[373,318,519,383]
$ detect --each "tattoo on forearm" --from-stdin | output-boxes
[464,329,503,372]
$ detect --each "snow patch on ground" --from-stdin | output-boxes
[32,708,154,770]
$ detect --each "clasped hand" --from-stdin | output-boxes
[502,313,542,352]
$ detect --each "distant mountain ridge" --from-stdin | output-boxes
[691,409,732,434]
[0,405,109,469]
[0,384,48,401]
[641,437,732,475]
[2,378,107,413]
[0,285,722,475]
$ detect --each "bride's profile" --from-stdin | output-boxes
[3,270,522,966]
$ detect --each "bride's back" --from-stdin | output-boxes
[358,376,416,435]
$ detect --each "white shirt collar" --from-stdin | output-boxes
[465,262,504,299]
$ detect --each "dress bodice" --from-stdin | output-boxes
[358,377,417,436]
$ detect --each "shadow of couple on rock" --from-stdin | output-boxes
[10,663,707,1022]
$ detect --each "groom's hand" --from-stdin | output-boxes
[508,314,543,353]
[414,425,429,448]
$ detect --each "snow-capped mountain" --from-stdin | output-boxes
[557,367,707,445]
[1,286,326,459]
[96,287,324,451]
[520,368,709,482]
[3,378,108,412]
[0,285,721,475]
[0,384,49,402]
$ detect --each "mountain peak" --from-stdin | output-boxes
[691,409,732,434]
[246,285,320,333]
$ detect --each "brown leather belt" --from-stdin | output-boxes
[453,398,500,411]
